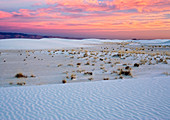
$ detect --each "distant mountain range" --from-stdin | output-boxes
[0,32,84,40]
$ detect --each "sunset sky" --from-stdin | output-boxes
[0,0,170,39]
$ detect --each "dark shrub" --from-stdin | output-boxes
[15,73,27,78]
[134,63,139,67]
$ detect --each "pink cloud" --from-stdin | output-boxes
[0,0,169,39]
[0,11,13,18]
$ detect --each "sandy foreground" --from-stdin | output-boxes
[0,38,170,119]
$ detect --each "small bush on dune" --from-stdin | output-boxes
[119,69,133,77]
[66,75,69,79]
[17,82,26,86]
[88,78,93,81]
[134,63,139,67]
[62,79,67,84]
[85,61,90,65]
[71,74,76,80]
[103,78,109,80]
[68,64,74,66]
[9,82,13,85]
[92,64,95,66]
[58,64,63,67]
[84,72,93,75]
[77,63,81,66]
[30,74,36,78]
[163,59,168,64]
[163,72,170,76]
[125,66,130,70]
[119,75,123,79]
[15,73,27,78]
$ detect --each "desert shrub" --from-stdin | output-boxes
[84,72,93,75]
[62,79,67,84]
[77,63,81,66]
[58,64,63,67]
[100,67,105,70]
[84,53,88,57]
[85,61,90,65]
[99,58,104,61]
[88,78,93,80]
[159,58,163,62]
[163,60,168,64]
[134,63,139,67]
[30,74,36,78]
[17,82,26,86]
[9,82,13,85]
[119,69,132,76]
[103,78,109,80]
[111,64,114,67]
[68,64,74,66]
[92,64,95,66]
[163,72,170,76]
[119,75,123,79]
[71,74,76,80]
[125,66,130,70]
[15,73,27,78]
[66,75,69,79]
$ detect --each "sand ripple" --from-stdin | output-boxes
[0,77,170,120]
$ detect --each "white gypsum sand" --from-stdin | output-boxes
[0,76,170,119]
[0,38,170,119]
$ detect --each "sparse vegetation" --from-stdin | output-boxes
[163,72,170,76]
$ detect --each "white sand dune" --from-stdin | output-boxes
[0,38,169,50]
[0,38,98,50]
[0,76,170,120]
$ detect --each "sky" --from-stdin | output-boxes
[0,0,170,39]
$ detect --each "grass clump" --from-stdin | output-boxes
[17,82,26,86]
[30,74,36,78]
[163,72,170,76]
[71,74,76,80]
[15,73,27,78]
[134,63,140,67]
[9,82,13,85]
[119,69,133,77]
[103,78,109,80]
[62,79,67,84]
[84,72,93,75]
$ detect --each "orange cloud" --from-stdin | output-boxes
[0,0,169,39]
